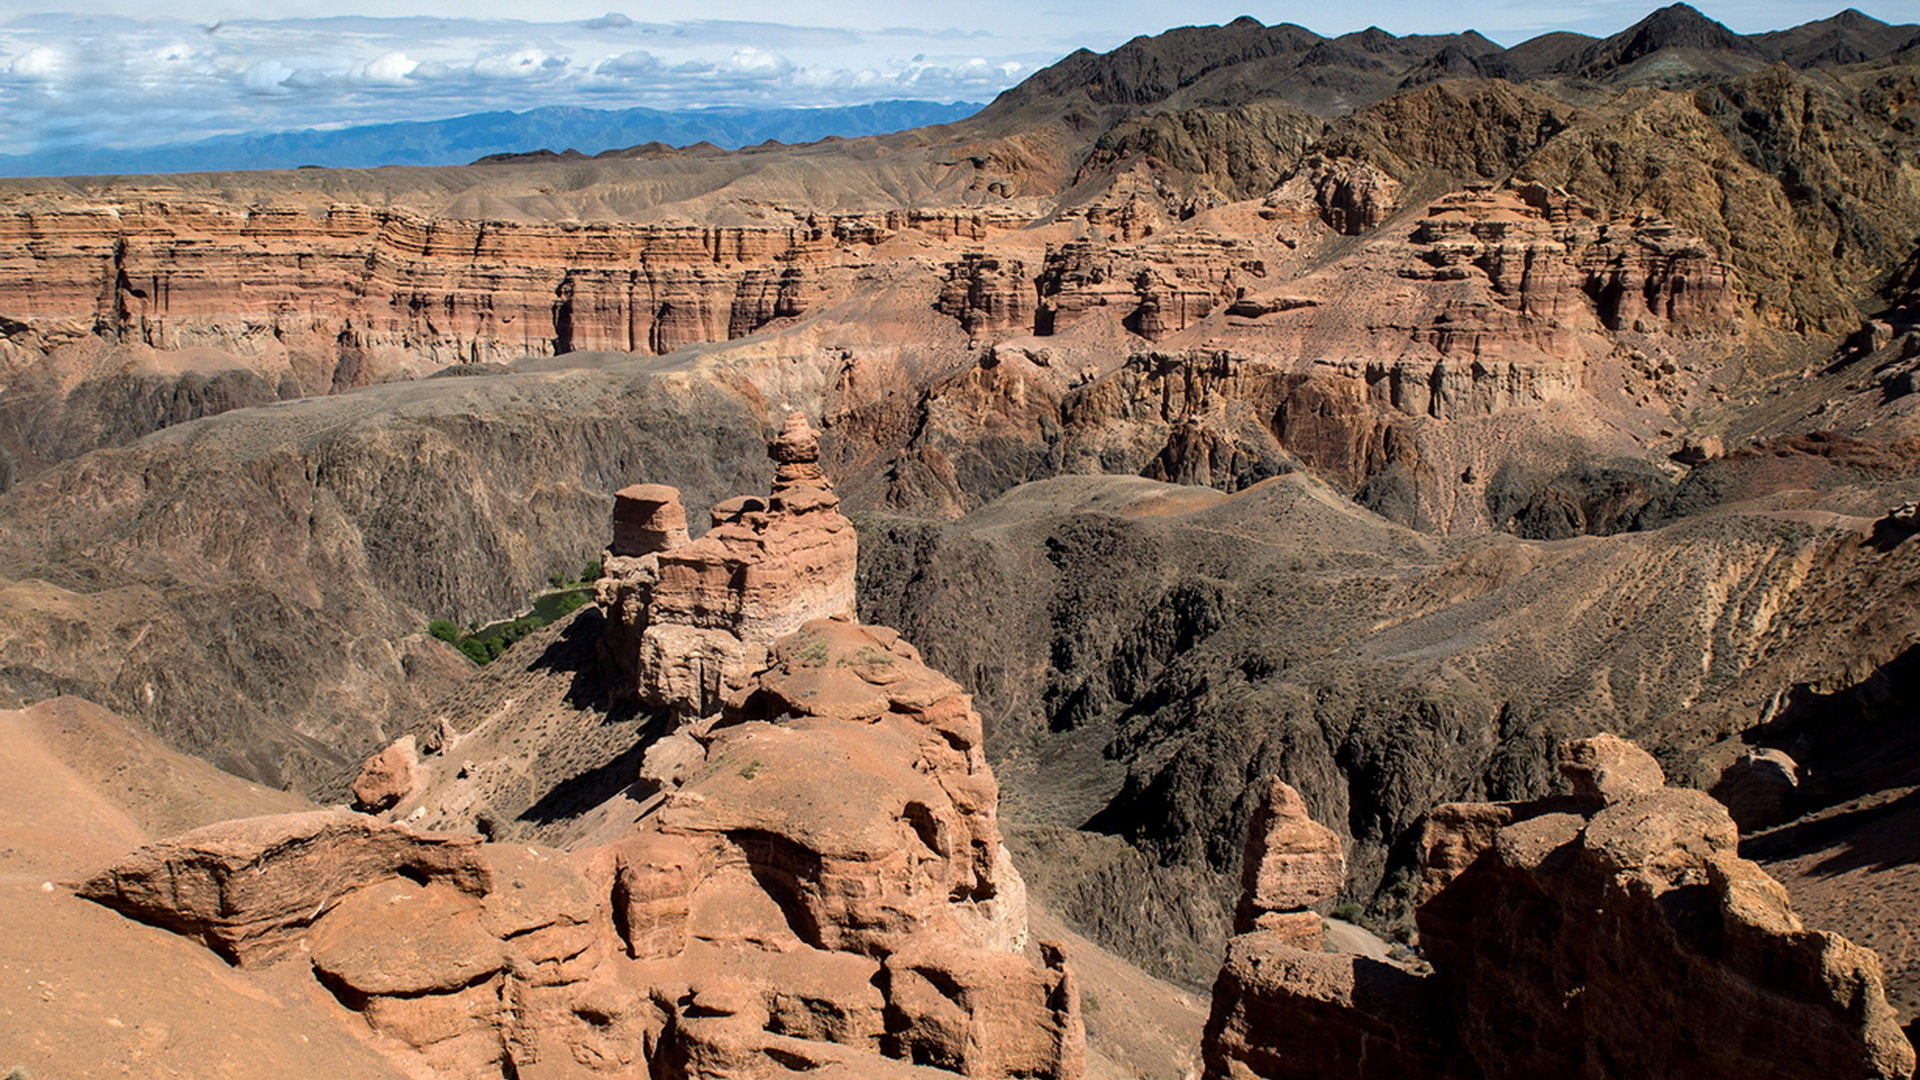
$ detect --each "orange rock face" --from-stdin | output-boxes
[596,412,858,715]
[76,809,492,964]
[1200,735,1916,1080]
[0,197,1034,371]
[1233,779,1346,942]
[350,735,421,813]
[76,432,1084,1080]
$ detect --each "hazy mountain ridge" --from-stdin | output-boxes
[0,99,984,178]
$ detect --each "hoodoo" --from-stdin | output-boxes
[78,418,1084,1080]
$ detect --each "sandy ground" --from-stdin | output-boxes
[0,698,404,1080]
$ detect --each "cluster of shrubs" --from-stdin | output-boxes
[428,558,602,665]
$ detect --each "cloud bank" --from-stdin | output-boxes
[0,13,1057,155]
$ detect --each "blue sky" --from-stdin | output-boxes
[0,2,1900,155]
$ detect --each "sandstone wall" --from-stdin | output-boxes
[0,197,1036,372]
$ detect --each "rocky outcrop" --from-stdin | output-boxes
[1232,779,1345,949]
[1036,234,1259,341]
[1201,734,1916,1080]
[596,412,858,716]
[0,198,1035,371]
[78,424,1084,1080]
[938,255,1035,340]
[76,809,492,964]
[1272,159,1399,236]
[351,735,421,813]
[1710,747,1802,831]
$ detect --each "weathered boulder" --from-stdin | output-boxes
[612,484,692,557]
[351,735,421,813]
[76,810,490,964]
[1710,747,1802,831]
[1202,934,1464,1080]
[1558,730,1665,810]
[884,940,1086,1080]
[311,878,507,997]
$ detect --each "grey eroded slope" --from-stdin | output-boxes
[860,470,1909,986]
[0,352,767,794]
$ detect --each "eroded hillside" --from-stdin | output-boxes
[4,4,1920,1068]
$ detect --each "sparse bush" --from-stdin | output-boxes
[1331,901,1365,923]
[435,574,598,666]
[582,557,603,581]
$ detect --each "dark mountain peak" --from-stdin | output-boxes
[1827,8,1888,30]
[1397,43,1516,89]
[1455,30,1506,55]
[1343,26,1402,54]
[1300,38,1388,72]
[1622,3,1749,51]
[1564,2,1757,74]
[975,16,1329,116]
[1752,6,1919,67]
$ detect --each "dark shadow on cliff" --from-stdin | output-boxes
[516,717,667,826]
[519,605,621,713]
[1742,785,1920,877]
[510,604,675,826]
[1743,642,1920,814]
[1867,515,1920,553]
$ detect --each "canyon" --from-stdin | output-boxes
[5,3,1920,1078]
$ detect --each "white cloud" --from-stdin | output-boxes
[9,44,67,80]
[0,13,1059,156]
[721,45,791,74]
[241,58,294,93]
[361,49,417,83]
[595,48,657,74]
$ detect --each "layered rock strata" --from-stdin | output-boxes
[79,424,1083,1080]
[1201,734,1916,1080]
[0,199,1033,369]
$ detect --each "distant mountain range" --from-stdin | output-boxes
[0,100,984,178]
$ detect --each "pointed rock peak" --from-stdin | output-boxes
[1234,778,1345,941]
[1569,2,1755,72]
[1456,29,1505,54]
[1625,2,1746,46]
[1347,25,1399,52]
[1260,776,1312,820]
[1827,7,1886,29]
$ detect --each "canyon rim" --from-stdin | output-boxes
[5,3,1920,1078]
